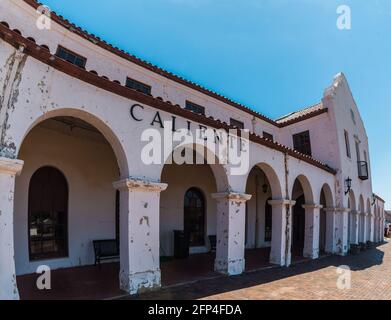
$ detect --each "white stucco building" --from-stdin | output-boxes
[0,0,386,300]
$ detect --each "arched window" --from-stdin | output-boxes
[28,166,68,260]
[264,197,272,242]
[184,188,205,247]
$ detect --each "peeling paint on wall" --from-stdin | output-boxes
[0,47,27,158]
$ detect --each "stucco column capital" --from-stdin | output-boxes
[334,207,351,214]
[268,199,296,207]
[302,203,323,210]
[211,192,252,203]
[351,210,359,215]
[323,207,337,213]
[113,177,167,193]
[0,157,24,176]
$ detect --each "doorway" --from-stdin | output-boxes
[28,166,69,261]
[184,188,206,247]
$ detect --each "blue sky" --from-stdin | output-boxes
[41,0,391,208]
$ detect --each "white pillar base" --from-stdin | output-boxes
[268,199,296,267]
[350,210,359,245]
[212,192,251,276]
[113,178,167,295]
[119,269,161,295]
[324,207,337,254]
[214,258,245,276]
[335,208,349,256]
[303,204,322,259]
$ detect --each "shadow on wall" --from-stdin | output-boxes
[125,242,387,300]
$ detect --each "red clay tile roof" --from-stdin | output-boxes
[0,23,337,175]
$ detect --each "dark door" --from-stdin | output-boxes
[28,166,68,260]
[292,195,305,253]
[184,188,205,247]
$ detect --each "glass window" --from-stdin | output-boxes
[28,167,68,261]
[184,188,205,246]
[344,130,351,158]
[185,101,205,115]
[56,46,87,68]
[230,118,244,129]
[265,197,272,242]
[125,77,152,95]
[263,131,274,141]
[292,130,312,156]
[350,109,356,125]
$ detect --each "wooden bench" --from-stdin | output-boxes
[93,239,119,266]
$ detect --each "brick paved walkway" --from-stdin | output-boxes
[126,240,391,300]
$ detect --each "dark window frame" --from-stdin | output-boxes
[263,131,274,141]
[230,118,244,129]
[56,46,87,68]
[292,130,312,156]
[125,77,152,95]
[184,187,206,247]
[344,130,351,158]
[265,197,272,242]
[185,101,205,115]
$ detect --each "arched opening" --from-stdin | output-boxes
[244,163,282,268]
[291,175,314,260]
[28,166,69,261]
[15,116,125,299]
[319,183,333,254]
[184,187,206,247]
[159,145,227,285]
[292,194,305,256]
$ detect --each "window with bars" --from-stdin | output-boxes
[185,101,205,115]
[125,77,152,95]
[292,130,312,156]
[56,46,87,68]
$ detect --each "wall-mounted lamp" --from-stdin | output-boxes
[262,183,269,194]
[344,177,352,195]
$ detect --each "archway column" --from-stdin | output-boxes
[323,207,337,254]
[268,199,296,267]
[302,204,322,259]
[350,210,360,245]
[361,212,368,244]
[369,214,375,242]
[0,157,24,300]
[335,208,350,256]
[113,178,167,295]
[212,192,251,275]
[375,216,380,243]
